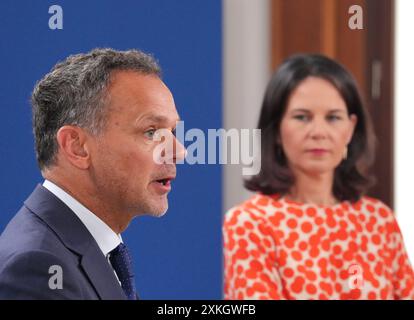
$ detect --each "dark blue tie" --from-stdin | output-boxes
[109,243,137,300]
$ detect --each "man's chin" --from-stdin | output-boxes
[131,195,169,218]
[146,201,169,218]
[151,210,167,218]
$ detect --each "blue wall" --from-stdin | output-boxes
[0,0,222,299]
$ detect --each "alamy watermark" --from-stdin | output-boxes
[349,5,363,30]
[48,265,63,290]
[48,5,63,30]
[152,121,262,176]
[348,263,364,290]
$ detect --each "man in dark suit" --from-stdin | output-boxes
[0,48,186,299]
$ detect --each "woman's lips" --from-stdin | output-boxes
[307,149,329,155]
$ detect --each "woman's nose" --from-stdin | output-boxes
[308,118,329,140]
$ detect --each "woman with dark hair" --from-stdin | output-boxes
[223,54,414,300]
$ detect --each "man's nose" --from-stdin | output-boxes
[173,137,186,163]
[153,130,186,165]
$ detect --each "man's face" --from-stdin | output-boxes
[88,71,185,219]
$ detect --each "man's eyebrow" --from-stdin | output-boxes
[135,114,181,126]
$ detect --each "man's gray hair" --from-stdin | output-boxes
[31,48,161,170]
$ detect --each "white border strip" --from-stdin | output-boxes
[395,0,414,262]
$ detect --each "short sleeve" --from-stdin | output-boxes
[223,206,285,300]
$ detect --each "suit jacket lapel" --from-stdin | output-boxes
[81,241,126,299]
[24,184,127,300]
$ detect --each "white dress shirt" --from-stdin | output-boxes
[42,180,122,283]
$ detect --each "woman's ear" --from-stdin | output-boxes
[275,130,282,145]
[347,114,358,143]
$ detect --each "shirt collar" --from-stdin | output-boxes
[43,180,122,257]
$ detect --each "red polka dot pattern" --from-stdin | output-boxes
[223,194,414,300]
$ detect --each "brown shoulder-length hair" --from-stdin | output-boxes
[245,54,376,203]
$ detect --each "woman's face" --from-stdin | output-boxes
[279,76,357,177]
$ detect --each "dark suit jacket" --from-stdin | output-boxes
[0,184,128,300]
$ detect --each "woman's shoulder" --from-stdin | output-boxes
[224,193,285,225]
[354,196,394,218]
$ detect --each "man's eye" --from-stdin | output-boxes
[144,129,156,139]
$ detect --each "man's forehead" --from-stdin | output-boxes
[108,71,172,103]
[106,71,179,123]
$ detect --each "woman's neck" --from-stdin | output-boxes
[286,170,338,206]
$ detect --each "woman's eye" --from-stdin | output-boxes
[293,114,309,121]
[327,115,341,122]
[144,129,156,139]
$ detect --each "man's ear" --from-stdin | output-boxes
[347,114,358,143]
[56,125,91,169]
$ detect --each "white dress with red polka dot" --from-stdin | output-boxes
[223,194,414,300]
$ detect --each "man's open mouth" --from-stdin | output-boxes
[156,178,171,186]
